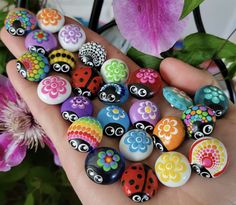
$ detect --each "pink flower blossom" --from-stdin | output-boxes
[136,68,158,84]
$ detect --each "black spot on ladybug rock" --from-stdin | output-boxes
[84,71,88,75]
[149,178,154,184]
[147,186,151,189]
[93,79,97,83]
[129,179,135,185]
[135,185,139,190]
[137,174,142,179]
[131,166,137,170]
[51,54,55,59]
[139,167,143,171]
[62,54,66,57]
[56,53,60,57]
[79,78,84,82]
[124,171,128,174]
[67,55,71,59]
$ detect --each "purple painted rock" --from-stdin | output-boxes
[61,96,93,123]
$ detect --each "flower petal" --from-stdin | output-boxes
[113,0,189,56]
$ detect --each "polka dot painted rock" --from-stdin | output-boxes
[189,137,228,178]
[121,163,158,203]
[67,117,103,153]
[182,105,216,140]
[16,51,50,82]
[85,147,125,184]
[129,100,161,133]
[194,85,229,118]
[155,152,191,187]
[152,116,185,151]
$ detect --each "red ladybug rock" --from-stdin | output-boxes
[71,67,103,99]
[121,163,158,203]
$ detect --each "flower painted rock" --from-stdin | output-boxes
[85,147,125,184]
[182,105,216,140]
[155,152,191,187]
[97,106,130,138]
[48,49,76,73]
[71,67,103,99]
[79,41,107,68]
[100,59,129,84]
[58,24,86,52]
[5,8,37,36]
[61,96,93,123]
[36,8,65,33]
[119,129,153,161]
[98,83,129,105]
[152,116,185,151]
[67,117,103,153]
[163,87,193,111]
[194,85,229,118]
[121,163,158,203]
[189,137,228,178]
[129,100,161,133]
[128,68,162,99]
[16,51,50,82]
[37,75,71,105]
[25,29,57,56]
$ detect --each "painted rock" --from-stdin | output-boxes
[182,105,216,140]
[98,83,129,105]
[194,85,229,118]
[79,41,107,68]
[25,29,57,56]
[121,163,158,203]
[119,129,153,162]
[152,116,185,151]
[16,51,50,82]
[85,147,125,184]
[163,87,193,111]
[61,96,93,123]
[71,67,103,99]
[5,8,37,36]
[155,152,191,187]
[128,68,162,99]
[129,100,161,133]
[67,117,103,153]
[37,75,71,105]
[58,24,86,52]
[97,106,130,138]
[36,8,65,33]
[189,137,228,178]
[48,49,76,73]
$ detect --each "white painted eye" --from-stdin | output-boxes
[145,125,153,132]
[87,168,95,177]
[115,127,124,137]
[62,111,70,120]
[138,88,147,97]
[203,125,213,135]
[61,64,70,73]
[105,126,115,136]
[132,195,142,202]
[29,46,37,52]
[19,69,27,78]
[16,28,25,36]
[152,135,164,151]
[194,131,204,139]
[69,114,78,123]
[37,48,46,55]
[53,63,61,72]
[107,94,116,102]
[78,143,89,152]
[141,195,150,202]
[94,175,103,184]
[99,92,106,100]
[215,110,222,117]
[16,62,21,71]
[69,139,79,149]
[135,122,145,130]
[75,88,83,95]
[83,91,92,97]
[129,85,138,94]
[9,27,16,35]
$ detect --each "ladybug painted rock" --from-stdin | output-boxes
[67,117,103,153]
[71,67,103,99]
[49,49,76,73]
[189,137,228,178]
[194,85,229,118]
[129,100,161,133]
[98,83,129,105]
[127,68,162,99]
[5,8,37,36]
[85,147,125,184]
[152,116,185,152]
[97,106,130,138]
[121,163,158,203]
[182,105,216,140]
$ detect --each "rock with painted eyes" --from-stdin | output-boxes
[189,137,228,178]
[98,83,129,105]
[72,67,103,99]
[16,51,50,82]
[49,49,76,73]
[194,85,229,118]
[97,106,130,138]
[121,163,158,203]
[127,68,162,99]
[182,105,216,140]
[25,29,57,56]
[152,116,185,152]
[85,147,125,185]
[67,117,103,153]
[119,129,153,161]
[129,100,161,133]
[5,8,37,36]
[61,96,93,123]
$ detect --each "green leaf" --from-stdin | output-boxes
[180,0,205,19]
[127,47,162,70]
[24,193,34,205]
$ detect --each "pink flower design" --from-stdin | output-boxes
[136,68,158,84]
[41,76,67,99]
[70,96,89,109]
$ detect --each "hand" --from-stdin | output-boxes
[1,13,236,205]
